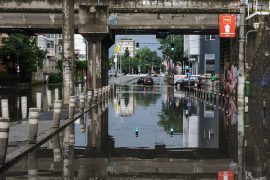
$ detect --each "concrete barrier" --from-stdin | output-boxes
[0,117,9,164]
[28,108,39,144]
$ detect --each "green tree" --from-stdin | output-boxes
[74,60,87,80]
[158,35,187,73]
[134,47,162,74]
[0,34,47,75]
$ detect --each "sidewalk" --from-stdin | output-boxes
[109,75,139,85]
[7,109,70,154]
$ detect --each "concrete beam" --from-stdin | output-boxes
[0,0,239,11]
[0,12,219,34]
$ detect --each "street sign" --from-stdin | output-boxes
[114,45,120,54]
[219,14,236,38]
[218,171,234,180]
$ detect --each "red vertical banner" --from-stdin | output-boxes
[219,14,236,38]
[218,171,234,180]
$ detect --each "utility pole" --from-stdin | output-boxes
[238,0,246,107]
[62,0,74,104]
[237,1,246,180]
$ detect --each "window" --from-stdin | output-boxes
[205,35,215,41]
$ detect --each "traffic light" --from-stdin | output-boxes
[170,128,174,136]
[185,109,189,118]
[135,128,139,137]
[136,42,139,49]
[171,42,175,51]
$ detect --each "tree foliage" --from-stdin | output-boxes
[118,47,162,74]
[158,35,187,70]
[0,34,47,75]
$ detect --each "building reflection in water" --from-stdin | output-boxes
[1,85,270,179]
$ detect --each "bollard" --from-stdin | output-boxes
[46,90,52,108]
[28,108,39,144]
[52,135,62,162]
[1,99,9,118]
[28,149,38,179]
[36,93,42,111]
[80,118,86,133]
[55,88,59,100]
[87,91,92,107]
[68,124,75,145]
[0,117,9,164]
[263,99,266,112]
[79,93,85,111]
[21,96,28,119]
[93,89,98,103]
[98,88,102,101]
[68,96,75,119]
[78,84,82,94]
[52,100,62,128]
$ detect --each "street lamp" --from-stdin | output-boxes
[245,22,260,69]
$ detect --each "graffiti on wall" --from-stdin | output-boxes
[222,63,238,94]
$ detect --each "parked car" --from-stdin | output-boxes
[175,76,199,87]
[143,77,154,86]
[137,77,145,85]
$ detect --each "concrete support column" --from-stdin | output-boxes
[101,38,111,86]
[86,38,103,90]
[62,0,75,104]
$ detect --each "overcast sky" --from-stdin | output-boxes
[74,34,162,57]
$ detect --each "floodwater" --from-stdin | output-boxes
[0,80,270,179]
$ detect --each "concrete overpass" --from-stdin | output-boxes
[0,0,239,34]
[0,0,240,104]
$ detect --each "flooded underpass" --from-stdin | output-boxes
[0,81,270,179]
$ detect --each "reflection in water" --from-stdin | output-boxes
[1,84,270,179]
[0,84,62,121]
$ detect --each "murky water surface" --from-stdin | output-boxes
[1,81,269,179]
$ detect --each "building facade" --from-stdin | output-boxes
[199,35,220,76]
[184,35,220,76]
[184,35,200,75]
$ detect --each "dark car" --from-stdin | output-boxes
[143,77,154,86]
[175,77,199,87]
[137,77,145,85]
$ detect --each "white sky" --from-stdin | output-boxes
[74,34,161,57]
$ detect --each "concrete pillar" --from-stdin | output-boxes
[36,93,42,111]
[86,38,103,90]
[1,99,9,118]
[55,88,59,100]
[52,100,63,128]
[21,96,27,119]
[0,117,9,164]
[62,0,75,104]
[28,108,39,144]
[68,96,75,119]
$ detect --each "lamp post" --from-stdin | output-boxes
[245,22,260,70]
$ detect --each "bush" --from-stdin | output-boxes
[48,73,62,83]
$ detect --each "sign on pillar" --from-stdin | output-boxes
[218,171,234,180]
[219,14,236,38]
